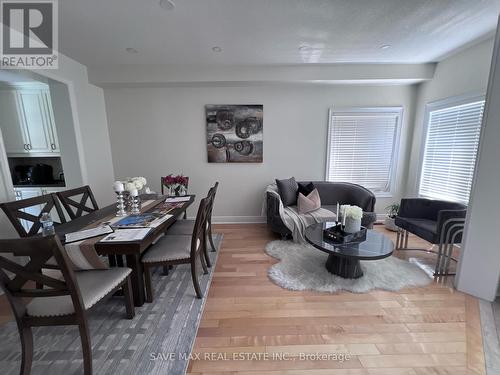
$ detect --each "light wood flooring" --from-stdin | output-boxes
[0,224,485,374]
[187,224,485,375]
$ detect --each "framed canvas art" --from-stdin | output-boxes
[206,105,263,163]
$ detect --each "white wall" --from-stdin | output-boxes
[455,27,500,302]
[104,84,416,221]
[36,54,116,206]
[406,38,495,195]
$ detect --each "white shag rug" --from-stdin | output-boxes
[265,240,431,293]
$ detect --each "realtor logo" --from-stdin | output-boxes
[1,0,58,69]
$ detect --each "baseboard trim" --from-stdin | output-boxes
[212,216,267,224]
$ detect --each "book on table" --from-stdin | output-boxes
[112,212,173,228]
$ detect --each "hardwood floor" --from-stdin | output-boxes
[187,224,485,375]
[0,223,485,374]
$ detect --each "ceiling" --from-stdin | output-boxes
[59,0,500,67]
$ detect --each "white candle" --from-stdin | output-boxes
[336,202,339,220]
[130,188,138,197]
[342,206,346,227]
[114,181,124,192]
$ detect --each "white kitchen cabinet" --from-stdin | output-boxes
[0,85,60,156]
[0,90,28,154]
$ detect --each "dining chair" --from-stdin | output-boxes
[161,175,189,219]
[167,182,219,255]
[56,186,123,268]
[56,185,99,220]
[141,197,210,301]
[0,193,66,237]
[0,235,135,375]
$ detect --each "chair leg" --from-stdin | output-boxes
[191,256,203,299]
[203,237,211,268]
[19,325,33,375]
[200,251,209,274]
[144,266,153,303]
[123,277,135,319]
[404,230,409,248]
[78,320,93,375]
[116,255,124,268]
[208,224,217,252]
[108,255,116,267]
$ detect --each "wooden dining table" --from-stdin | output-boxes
[55,194,195,307]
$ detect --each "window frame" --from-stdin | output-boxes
[325,106,404,198]
[417,92,485,203]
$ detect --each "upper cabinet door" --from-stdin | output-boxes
[41,90,59,152]
[17,90,53,153]
[0,90,28,154]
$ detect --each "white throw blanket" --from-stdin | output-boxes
[265,184,337,243]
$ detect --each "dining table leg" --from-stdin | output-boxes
[125,254,145,307]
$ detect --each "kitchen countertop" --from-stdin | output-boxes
[14,182,66,188]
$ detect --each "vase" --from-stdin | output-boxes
[344,217,361,233]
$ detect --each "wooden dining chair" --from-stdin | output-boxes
[0,193,66,237]
[56,185,99,220]
[167,182,219,258]
[0,235,135,375]
[161,176,189,218]
[56,186,123,268]
[141,197,210,301]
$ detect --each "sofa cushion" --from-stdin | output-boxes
[297,189,321,214]
[298,182,315,197]
[276,177,299,206]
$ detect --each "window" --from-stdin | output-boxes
[326,107,402,195]
[419,97,485,204]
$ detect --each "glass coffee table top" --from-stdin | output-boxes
[305,222,394,261]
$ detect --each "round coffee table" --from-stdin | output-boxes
[305,222,394,279]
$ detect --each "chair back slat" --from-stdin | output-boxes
[190,197,209,256]
[57,185,99,220]
[0,236,85,318]
[0,194,66,237]
[207,182,218,222]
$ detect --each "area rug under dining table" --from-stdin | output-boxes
[0,234,222,375]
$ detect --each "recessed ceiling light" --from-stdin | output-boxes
[126,47,138,54]
[380,44,391,50]
[159,0,175,10]
[212,46,222,53]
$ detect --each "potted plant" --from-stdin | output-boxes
[384,203,400,231]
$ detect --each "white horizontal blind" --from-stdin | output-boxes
[419,100,485,204]
[327,109,401,193]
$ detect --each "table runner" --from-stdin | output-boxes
[64,199,162,270]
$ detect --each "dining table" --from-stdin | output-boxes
[55,194,195,307]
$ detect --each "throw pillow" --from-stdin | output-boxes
[298,182,315,197]
[276,177,299,206]
[297,188,321,214]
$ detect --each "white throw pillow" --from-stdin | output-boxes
[297,188,321,214]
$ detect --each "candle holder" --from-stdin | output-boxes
[131,195,140,215]
[116,192,127,216]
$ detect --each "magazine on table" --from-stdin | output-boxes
[65,225,114,243]
[112,212,173,228]
[100,228,152,242]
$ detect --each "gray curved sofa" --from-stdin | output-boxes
[267,181,377,239]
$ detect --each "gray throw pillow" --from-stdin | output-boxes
[276,177,299,206]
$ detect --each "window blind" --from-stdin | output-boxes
[326,110,401,193]
[419,100,485,204]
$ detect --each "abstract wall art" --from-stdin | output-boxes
[206,105,263,163]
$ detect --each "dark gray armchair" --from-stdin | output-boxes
[267,181,377,239]
[395,198,467,275]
